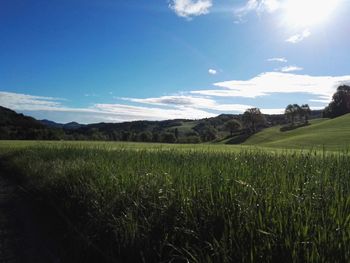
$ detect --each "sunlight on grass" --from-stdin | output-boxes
[1,141,349,262]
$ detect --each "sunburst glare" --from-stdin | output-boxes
[284,0,341,28]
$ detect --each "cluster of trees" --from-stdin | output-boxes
[242,108,266,133]
[203,108,267,140]
[224,108,266,136]
[284,104,311,125]
[323,85,350,118]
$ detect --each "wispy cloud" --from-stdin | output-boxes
[0,91,216,123]
[122,95,212,107]
[286,29,311,43]
[84,93,100,97]
[0,91,63,111]
[309,98,332,104]
[122,95,253,112]
[92,103,215,121]
[267,57,287,63]
[191,72,350,99]
[208,68,217,75]
[169,0,213,18]
[279,65,303,72]
[235,0,281,20]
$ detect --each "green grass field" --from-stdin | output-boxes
[245,113,350,150]
[0,140,349,262]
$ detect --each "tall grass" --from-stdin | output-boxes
[3,145,350,262]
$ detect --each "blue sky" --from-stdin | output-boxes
[1,0,350,123]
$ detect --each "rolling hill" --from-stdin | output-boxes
[244,114,350,150]
[0,106,58,140]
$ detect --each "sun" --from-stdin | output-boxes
[284,0,341,28]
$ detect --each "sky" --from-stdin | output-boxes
[1,0,350,123]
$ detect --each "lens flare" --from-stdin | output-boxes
[284,0,341,28]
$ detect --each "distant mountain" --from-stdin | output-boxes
[0,106,64,140]
[40,120,84,130]
[40,119,64,129]
[63,122,85,130]
[0,106,44,128]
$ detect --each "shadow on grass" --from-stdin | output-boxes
[280,122,310,132]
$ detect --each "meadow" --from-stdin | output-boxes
[1,141,350,262]
[244,114,350,150]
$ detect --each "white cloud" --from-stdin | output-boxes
[260,108,284,114]
[122,95,253,112]
[92,103,215,121]
[260,106,324,114]
[261,0,281,12]
[0,91,63,111]
[0,91,216,123]
[267,57,287,63]
[169,0,213,18]
[235,0,258,17]
[309,98,331,104]
[191,72,350,99]
[286,29,311,43]
[235,0,281,19]
[208,68,217,75]
[122,95,213,107]
[279,65,303,72]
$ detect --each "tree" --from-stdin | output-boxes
[225,119,242,136]
[161,133,176,143]
[242,108,265,133]
[122,131,131,141]
[203,127,217,141]
[174,128,179,140]
[139,131,152,142]
[152,132,160,142]
[285,104,293,124]
[294,104,302,122]
[193,123,218,142]
[323,85,350,118]
[300,104,311,124]
[284,104,300,125]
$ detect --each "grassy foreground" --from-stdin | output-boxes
[1,142,350,262]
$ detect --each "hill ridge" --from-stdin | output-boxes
[244,113,350,149]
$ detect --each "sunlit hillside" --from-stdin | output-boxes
[245,114,350,150]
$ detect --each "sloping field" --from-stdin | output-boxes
[245,114,350,150]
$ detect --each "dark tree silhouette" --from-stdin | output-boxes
[174,128,179,140]
[285,104,301,125]
[139,131,152,142]
[242,108,265,133]
[225,119,242,136]
[161,133,176,143]
[300,104,311,124]
[323,85,350,118]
